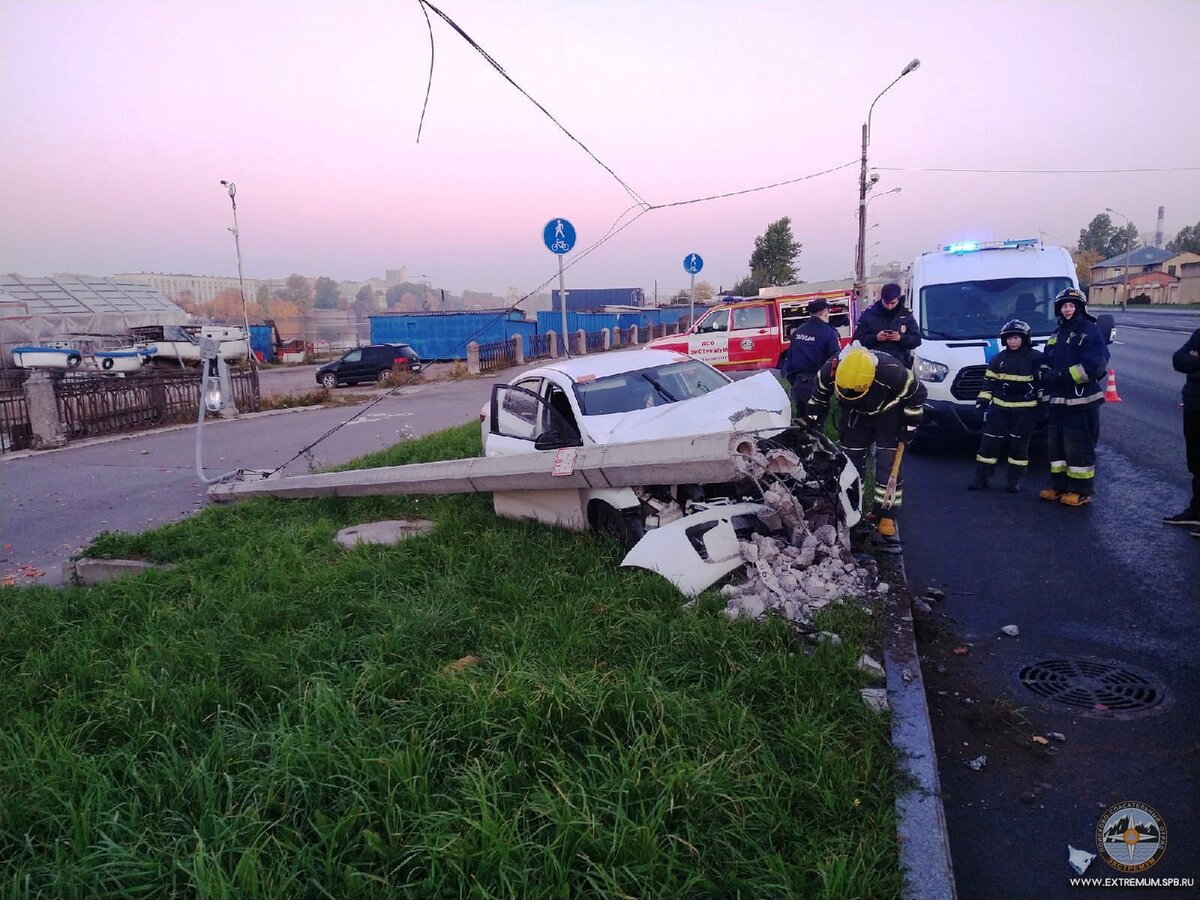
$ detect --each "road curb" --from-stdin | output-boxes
[883,553,957,899]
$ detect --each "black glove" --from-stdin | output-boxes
[1040,368,1066,390]
[975,398,990,411]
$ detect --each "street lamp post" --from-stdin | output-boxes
[856,59,920,301]
[1105,207,1135,313]
[218,180,256,370]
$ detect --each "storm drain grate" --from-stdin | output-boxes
[1018,657,1166,714]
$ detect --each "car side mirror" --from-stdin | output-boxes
[1096,313,1115,345]
[534,429,581,451]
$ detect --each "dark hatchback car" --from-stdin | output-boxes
[315,343,422,388]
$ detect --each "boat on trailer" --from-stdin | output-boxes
[131,325,249,366]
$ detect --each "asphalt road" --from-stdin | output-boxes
[0,374,503,585]
[902,315,1199,898]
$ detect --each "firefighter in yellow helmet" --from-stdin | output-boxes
[806,344,927,548]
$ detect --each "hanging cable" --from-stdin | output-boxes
[415,1,435,143]
[416,0,650,210]
[875,164,1200,174]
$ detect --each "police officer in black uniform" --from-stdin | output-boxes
[781,298,840,418]
[852,282,922,368]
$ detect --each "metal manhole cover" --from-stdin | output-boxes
[1018,657,1166,715]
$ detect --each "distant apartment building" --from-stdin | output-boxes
[113,272,257,305]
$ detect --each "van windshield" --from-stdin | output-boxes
[918,277,1072,339]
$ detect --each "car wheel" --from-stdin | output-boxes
[376,369,391,384]
[67,353,82,368]
[592,501,646,551]
[320,373,337,389]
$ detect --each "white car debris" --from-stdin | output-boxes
[481,349,863,594]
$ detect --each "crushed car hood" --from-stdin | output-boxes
[585,371,790,445]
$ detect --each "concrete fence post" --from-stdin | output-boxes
[467,341,481,375]
[601,328,611,351]
[512,334,524,366]
[610,327,620,349]
[630,324,639,345]
[547,331,558,357]
[576,329,587,355]
[24,371,66,449]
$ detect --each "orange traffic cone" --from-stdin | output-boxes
[1103,369,1122,402]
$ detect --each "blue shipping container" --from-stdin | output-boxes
[551,287,645,311]
[536,307,691,336]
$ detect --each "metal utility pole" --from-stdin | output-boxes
[218,180,256,370]
[1105,207,1135,313]
[855,59,920,301]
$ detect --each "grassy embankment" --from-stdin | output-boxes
[0,423,899,898]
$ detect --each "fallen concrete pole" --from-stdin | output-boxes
[208,429,779,503]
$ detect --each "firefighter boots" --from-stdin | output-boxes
[1059,492,1092,507]
[1039,488,1062,501]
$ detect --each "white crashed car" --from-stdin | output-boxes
[481,349,862,592]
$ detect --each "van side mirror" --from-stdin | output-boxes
[1096,313,1115,345]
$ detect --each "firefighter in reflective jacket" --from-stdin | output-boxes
[1038,288,1110,507]
[969,319,1045,492]
[806,344,926,541]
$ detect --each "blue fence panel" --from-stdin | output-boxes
[371,310,529,361]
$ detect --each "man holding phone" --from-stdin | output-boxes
[853,282,922,369]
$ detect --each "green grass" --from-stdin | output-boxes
[0,424,899,898]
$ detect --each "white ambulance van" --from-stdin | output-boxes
[907,238,1112,442]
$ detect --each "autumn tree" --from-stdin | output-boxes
[314,276,341,310]
[255,283,271,319]
[206,288,249,323]
[354,284,377,321]
[1071,250,1102,289]
[1167,220,1200,254]
[175,289,199,314]
[748,217,802,287]
[693,280,715,301]
[285,274,315,312]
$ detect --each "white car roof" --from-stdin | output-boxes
[525,348,702,383]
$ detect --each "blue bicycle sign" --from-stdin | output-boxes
[543,218,577,254]
[683,253,704,274]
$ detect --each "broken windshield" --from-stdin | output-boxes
[918,276,1072,339]
[574,361,731,416]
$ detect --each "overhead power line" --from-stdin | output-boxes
[875,165,1200,174]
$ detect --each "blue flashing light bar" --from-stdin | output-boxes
[943,238,1039,254]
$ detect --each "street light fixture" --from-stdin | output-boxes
[218,180,256,370]
[856,59,920,300]
[1105,206,1135,313]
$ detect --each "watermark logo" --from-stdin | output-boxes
[1095,801,1167,873]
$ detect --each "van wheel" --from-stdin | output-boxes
[101,357,115,370]
[320,373,337,389]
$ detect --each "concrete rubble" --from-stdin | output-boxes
[712,431,880,629]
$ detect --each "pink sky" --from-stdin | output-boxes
[2,0,1198,298]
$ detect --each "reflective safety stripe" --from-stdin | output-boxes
[976,455,998,464]
[1007,457,1030,467]
[904,406,923,416]
[1067,466,1095,480]
[977,390,993,401]
[1069,364,1089,384]
[992,372,1035,382]
[992,398,1038,408]
[1048,393,1103,406]
[1050,460,1067,473]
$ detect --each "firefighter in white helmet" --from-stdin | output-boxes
[807,343,926,546]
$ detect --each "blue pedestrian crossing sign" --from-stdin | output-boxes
[543,218,577,254]
[683,253,704,274]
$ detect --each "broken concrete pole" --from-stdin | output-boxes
[209,430,765,503]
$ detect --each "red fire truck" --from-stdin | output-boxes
[646,289,855,373]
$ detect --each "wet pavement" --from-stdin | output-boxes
[900,320,1199,897]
